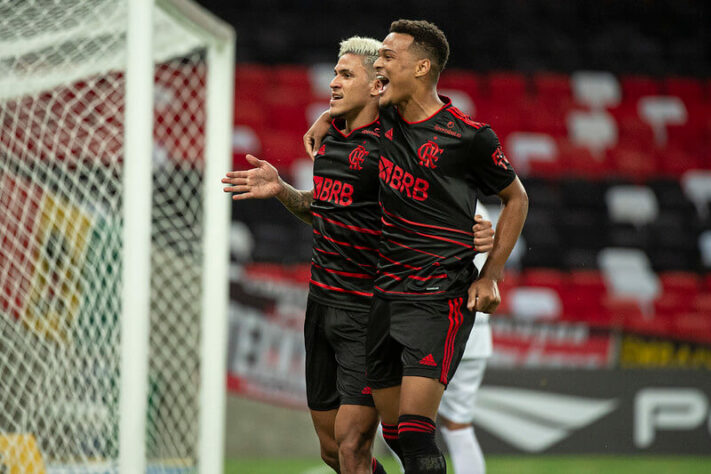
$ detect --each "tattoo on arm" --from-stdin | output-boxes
[277,180,313,225]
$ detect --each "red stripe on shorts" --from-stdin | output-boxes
[440,297,463,384]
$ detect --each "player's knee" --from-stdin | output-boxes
[336,427,372,461]
[318,440,340,471]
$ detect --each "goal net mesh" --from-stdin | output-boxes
[0,1,213,472]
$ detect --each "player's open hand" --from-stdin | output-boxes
[467,277,500,313]
[472,214,495,253]
[303,111,331,159]
[222,154,282,200]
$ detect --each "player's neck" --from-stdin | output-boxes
[396,87,443,123]
[343,101,379,134]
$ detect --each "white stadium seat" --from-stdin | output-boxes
[439,89,476,116]
[509,287,562,321]
[232,125,262,154]
[506,132,558,176]
[681,170,711,219]
[567,110,618,156]
[605,185,659,226]
[598,248,660,304]
[308,62,333,98]
[638,95,688,145]
[571,71,621,109]
[699,231,711,268]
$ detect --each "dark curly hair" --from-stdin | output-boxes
[390,19,450,79]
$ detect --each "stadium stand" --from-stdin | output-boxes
[216,0,710,345]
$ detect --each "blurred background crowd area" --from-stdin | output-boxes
[189,0,711,458]
[209,0,711,348]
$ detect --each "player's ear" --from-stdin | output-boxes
[369,77,382,97]
[415,58,431,79]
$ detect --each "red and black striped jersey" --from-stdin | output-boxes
[374,96,516,299]
[309,118,382,311]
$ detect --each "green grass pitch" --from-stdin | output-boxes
[226,455,711,474]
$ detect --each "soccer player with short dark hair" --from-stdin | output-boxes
[306,19,528,473]
[224,35,496,473]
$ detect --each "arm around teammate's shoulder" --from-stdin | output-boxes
[303,110,332,159]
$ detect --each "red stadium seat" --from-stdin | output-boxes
[620,75,661,102]
[615,115,656,154]
[234,98,268,130]
[438,69,481,98]
[607,146,658,181]
[693,294,711,313]
[603,297,644,328]
[671,312,711,344]
[561,271,606,325]
[656,146,702,177]
[665,77,705,103]
[236,63,271,90]
[654,291,694,315]
[524,98,568,137]
[475,99,521,138]
[496,270,521,315]
[533,73,572,105]
[658,271,700,295]
[557,139,611,178]
[487,72,528,104]
[273,65,310,89]
[259,129,307,170]
[666,103,707,153]
[520,268,566,293]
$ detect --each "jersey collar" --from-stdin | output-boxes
[331,116,380,139]
[395,95,452,125]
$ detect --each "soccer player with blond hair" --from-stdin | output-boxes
[304,20,528,473]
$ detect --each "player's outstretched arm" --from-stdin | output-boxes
[472,215,494,253]
[467,178,528,313]
[303,110,331,159]
[222,154,314,224]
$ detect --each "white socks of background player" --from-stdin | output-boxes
[440,425,485,474]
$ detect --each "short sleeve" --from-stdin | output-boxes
[470,126,517,196]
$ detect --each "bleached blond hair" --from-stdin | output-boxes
[338,36,382,67]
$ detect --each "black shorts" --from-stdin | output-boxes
[365,295,475,389]
[304,297,375,411]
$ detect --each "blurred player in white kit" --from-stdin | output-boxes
[437,200,493,474]
[381,202,493,474]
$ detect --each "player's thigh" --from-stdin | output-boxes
[438,358,487,425]
[372,385,401,425]
[305,298,340,411]
[390,296,475,387]
[399,375,444,421]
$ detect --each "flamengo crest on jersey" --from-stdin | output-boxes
[374,96,517,299]
[308,119,382,311]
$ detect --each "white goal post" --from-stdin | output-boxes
[0,1,234,473]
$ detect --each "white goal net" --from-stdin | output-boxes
[0,1,233,473]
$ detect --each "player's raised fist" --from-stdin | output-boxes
[467,277,501,313]
[221,154,283,200]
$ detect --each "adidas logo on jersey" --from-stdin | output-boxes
[385,128,393,140]
[419,354,437,366]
